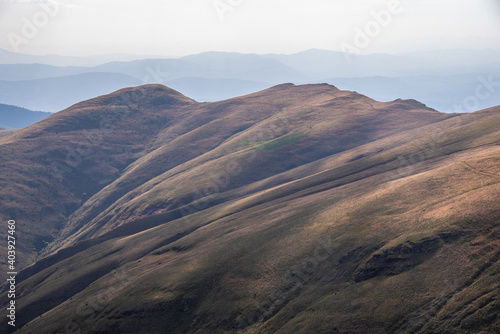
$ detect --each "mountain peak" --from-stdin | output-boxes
[1,82,499,333]
[91,84,197,107]
[250,82,340,96]
[44,84,197,115]
[14,84,196,140]
[391,98,437,112]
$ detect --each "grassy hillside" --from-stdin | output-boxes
[0,84,498,333]
[46,84,451,252]
[0,85,196,271]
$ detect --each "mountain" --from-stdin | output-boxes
[91,53,310,85]
[0,72,142,111]
[323,74,500,112]
[0,84,498,333]
[164,77,272,102]
[0,53,305,108]
[267,48,500,78]
[1,49,499,113]
[180,51,311,83]
[0,104,52,129]
[0,48,95,67]
[91,58,209,81]
[0,63,87,81]
[0,128,16,138]
[0,48,162,67]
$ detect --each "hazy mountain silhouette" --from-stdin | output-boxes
[1,49,499,112]
[0,72,142,111]
[0,103,51,129]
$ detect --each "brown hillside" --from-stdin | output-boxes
[0,85,498,334]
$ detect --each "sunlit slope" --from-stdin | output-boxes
[3,111,499,334]
[0,85,196,274]
[0,87,498,333]
[48,84,450,252]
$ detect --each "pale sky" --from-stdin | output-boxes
[0,0,499,56]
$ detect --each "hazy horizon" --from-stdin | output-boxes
[3,46,500,59]
[1,0,499,57]
[3,47,500,62]
[1,0,499,115]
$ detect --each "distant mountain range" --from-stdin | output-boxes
[1,48,499,112]
[0,72,143,112]
[0,48,163,67]
[0,84,498,333]
[0,103,51,129]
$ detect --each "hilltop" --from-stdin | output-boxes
[0,84,498,333]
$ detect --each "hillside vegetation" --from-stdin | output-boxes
[0,84,498,333]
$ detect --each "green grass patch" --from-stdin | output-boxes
[250,131,311,151]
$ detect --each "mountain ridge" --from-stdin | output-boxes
[0,103,51,129]
[0,84,498,333]
[2,49,500,112]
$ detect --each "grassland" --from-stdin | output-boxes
[0,84,498,333]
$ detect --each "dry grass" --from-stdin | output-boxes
[0,84,499,333]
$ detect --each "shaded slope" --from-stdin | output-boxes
[0,85,499,334]
[0,85,196,273]
[1,105,499,334]
[47,84,451,252]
